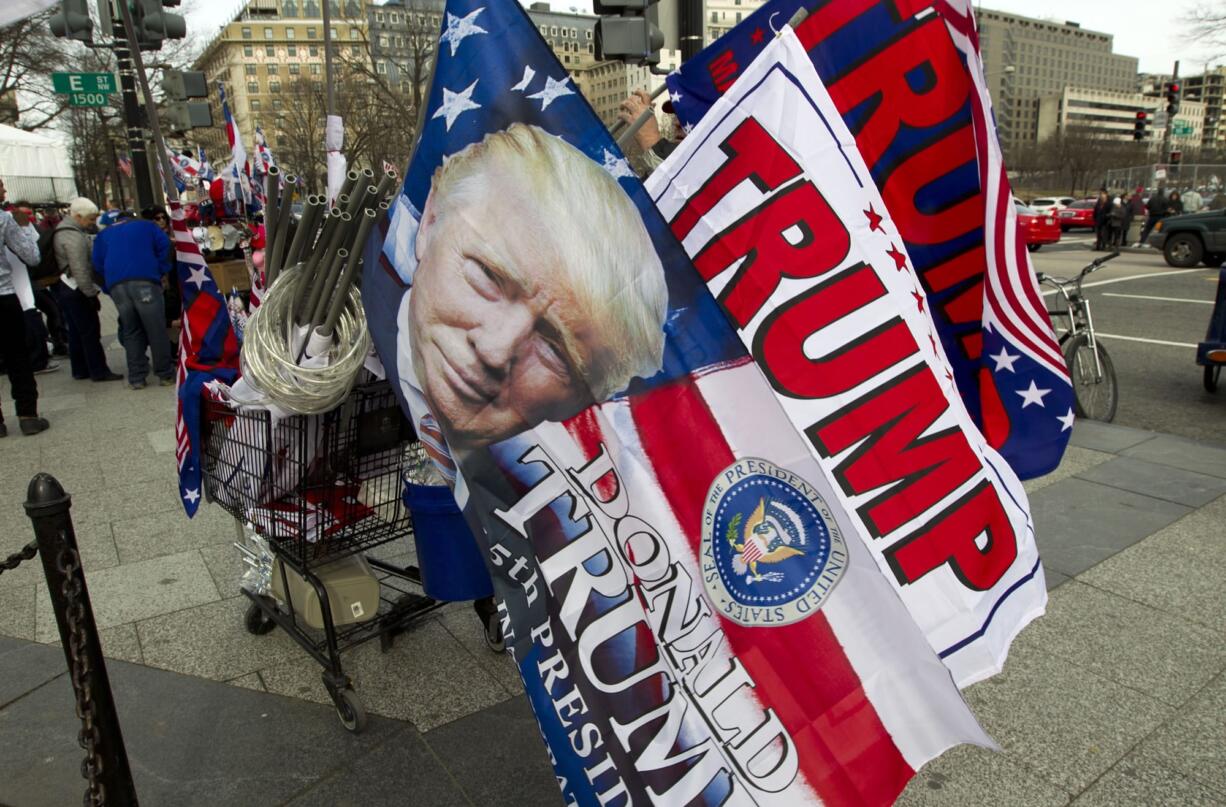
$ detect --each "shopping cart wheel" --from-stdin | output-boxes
[334,687,368,733]
[244,598,277,636]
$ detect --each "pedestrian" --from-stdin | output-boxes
[1182,187,1203,214]
[0,199,59,376]
[1168,190,1184,216]
[1108,196,1126,247]
[1139,185,1169,245]
[92,210,174,389]
[142,205,182,355]
[0,178,50,437]
[53,198,123,383]
[1092,190,1110,250]
[1122,187,1145,246]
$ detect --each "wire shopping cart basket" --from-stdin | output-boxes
[200,379,445,731]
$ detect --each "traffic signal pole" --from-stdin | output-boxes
[112,15,155,209]
[1162,60,1179,163]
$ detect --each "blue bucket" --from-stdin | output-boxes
[404,482,494,602]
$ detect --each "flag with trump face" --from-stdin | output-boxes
[664,0,1075,483]
[171,202,240,516]
[363,0,991,804]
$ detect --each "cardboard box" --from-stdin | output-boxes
[209,259,251,293]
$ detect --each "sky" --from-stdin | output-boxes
[185,0,1220,75]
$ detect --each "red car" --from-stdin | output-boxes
[1057,199,1097,231]
[1015,202,1061,251]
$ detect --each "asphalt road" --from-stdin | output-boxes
[1030,230,1226,445]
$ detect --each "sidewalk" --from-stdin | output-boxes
[2,302,1225,805]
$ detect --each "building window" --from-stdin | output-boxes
[377,61,387,74]
[350,27,359,39]
[287,44,296,55]
[241,26,252,39]
[309,45,319,56]
[551,26,557,35]
[310,63,321,74]
[349,45,359,56]
[330,27,338,39]
[306,26,317,38]
[251,99,261,111]
[247,81,260,94]
[267,64,279,75]
[265,45,275,56]
[272,98,283,110]
[245,64,257,75]
[285,27,295,39]
[282,0,298,15]
[586,29,592,40]
[303,0,319,16]
[264,26,273,39]
[289,63,300,74]
[375,12,384,22]
[735,12,742,22]
[570,27,577,37]
[243,44,253,57]
[269,81,281,93]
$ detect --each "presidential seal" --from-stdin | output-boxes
[701,458,847,627]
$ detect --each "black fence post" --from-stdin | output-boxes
[24,473,139,807]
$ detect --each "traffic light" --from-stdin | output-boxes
[1165,81,1181,116]
[1133,110,1148,141]
[132,0,187,51]
[162,102,212,133]
[49,0,93,42]
[162,70,207,100]
[1170,150,1183,167]
[594,0,664,66]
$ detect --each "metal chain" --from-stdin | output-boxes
[56,547,105,807]
[0,541,38,577]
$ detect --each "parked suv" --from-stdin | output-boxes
[1029,196,1076,215]
[1148,208,1226,268]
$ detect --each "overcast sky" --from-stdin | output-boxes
[185,0,1219,75]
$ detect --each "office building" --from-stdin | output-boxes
[977,8,1138,146]
[194,0,373,159]
[1184,67,1226,151]
[367,0,444,96]
[1036,86,1204,147]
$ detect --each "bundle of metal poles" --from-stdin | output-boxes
[262,167,399,337]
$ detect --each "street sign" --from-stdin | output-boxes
[1173,120,1194,136]
[51,72,116,95]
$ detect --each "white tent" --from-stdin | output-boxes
[0,124,77,204]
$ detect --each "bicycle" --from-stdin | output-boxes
[1036,251,1120,422]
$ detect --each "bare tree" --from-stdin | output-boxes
[1186,2,1226,58]
[0,11,72,130]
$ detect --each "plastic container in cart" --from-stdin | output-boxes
[404,482,494,603]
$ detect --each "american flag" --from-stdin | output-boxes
[117,153,133,178]
[171,201,240,516]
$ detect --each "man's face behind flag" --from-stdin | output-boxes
[405,124,668,452]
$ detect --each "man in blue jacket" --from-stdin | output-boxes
[92,212,175,389]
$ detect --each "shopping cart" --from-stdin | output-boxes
[200,380,445,732]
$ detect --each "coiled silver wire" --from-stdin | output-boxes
[234,264,371,414]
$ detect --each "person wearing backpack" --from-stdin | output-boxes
[53,197,122,383]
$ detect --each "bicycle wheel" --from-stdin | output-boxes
[1063,334,1118,422]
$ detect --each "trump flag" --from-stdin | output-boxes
[363,0,991,804]
[647,25,1043,688]
[665,0,1075,482]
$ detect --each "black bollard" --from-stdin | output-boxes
[25,473,139,807]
